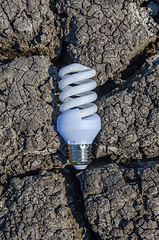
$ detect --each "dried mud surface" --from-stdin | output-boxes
[0,170,88,240]
[0,56,67,178]
[0,0,62,60]
[95,59,159,162]
[55,0,157,84]
[0,0,159,239]
[79,162,159,239]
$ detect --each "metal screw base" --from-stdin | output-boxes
[68,144,92,167]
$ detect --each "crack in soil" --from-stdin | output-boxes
[63,165,102,240]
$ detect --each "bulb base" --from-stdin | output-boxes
[68,144,92,169]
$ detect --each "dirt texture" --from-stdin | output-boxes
[0,56,66,177]
[95,58,159,162]
[79,162,159,239]
[55,0,157,84]
[0,0,62,60]
[0,170,88,240]
[0,0,159,239]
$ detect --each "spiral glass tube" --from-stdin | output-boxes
[57,63,101,170]
[58,63,97,118]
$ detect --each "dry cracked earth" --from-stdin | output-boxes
[0,0,159,239]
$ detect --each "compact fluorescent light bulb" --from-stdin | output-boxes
[57,63,101,170]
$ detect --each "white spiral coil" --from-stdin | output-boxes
[59,63,97,118]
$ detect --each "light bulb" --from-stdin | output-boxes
[57,63,101,170]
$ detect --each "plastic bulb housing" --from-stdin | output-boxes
[57,63,101,170]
